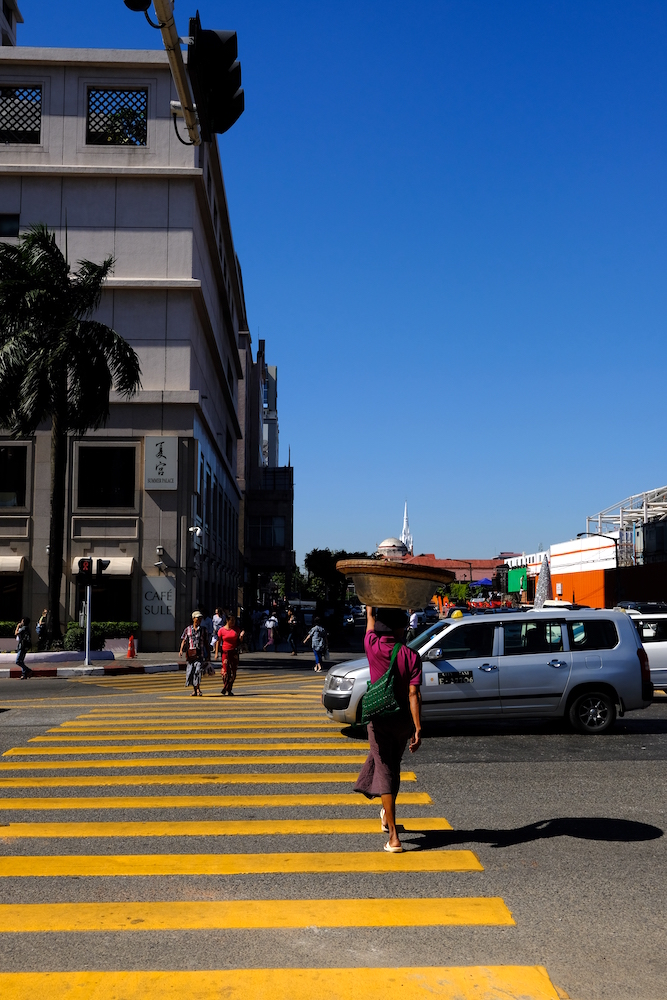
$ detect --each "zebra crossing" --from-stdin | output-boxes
[0,669,566,998]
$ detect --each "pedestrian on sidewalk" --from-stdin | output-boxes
[406,608,419,643]
[216,614,245,696]
[36,608,48,651]
[179,611,209,697]
[287,607,300,656]
[14,617,32,679]
[200,610,216,675]
[304,617,328,671]
[353,606,422,853]
[263,612,278,651]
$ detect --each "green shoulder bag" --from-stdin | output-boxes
[360,642,404,725]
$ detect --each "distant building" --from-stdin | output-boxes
[376,537,408,561]
[400,502,413,555]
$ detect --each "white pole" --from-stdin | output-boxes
[85,584,91,667]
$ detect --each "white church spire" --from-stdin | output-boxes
[400,501,413,555]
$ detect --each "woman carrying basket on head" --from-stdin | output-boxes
[216,614,245,696]
[353,605,422,853]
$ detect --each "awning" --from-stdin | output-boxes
[71,557,134,576]
[0,556,25,573]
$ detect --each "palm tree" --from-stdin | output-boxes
[0,226,141,642]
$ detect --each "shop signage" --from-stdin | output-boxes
[141,576,176,631]
[144,436,178,490]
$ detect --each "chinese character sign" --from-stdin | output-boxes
[144,437,178,490]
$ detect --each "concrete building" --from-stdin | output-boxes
[0,43,292,647]
[237,336,294,607]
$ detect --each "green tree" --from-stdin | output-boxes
[304,548,369,604]
[0,226,141,640]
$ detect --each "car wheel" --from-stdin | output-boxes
[568,691,616,734]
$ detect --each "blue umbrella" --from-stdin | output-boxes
[473,577,493,587]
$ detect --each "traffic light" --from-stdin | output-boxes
[97,559,111,579]
[77,558,93,580]
[187,12,244,141]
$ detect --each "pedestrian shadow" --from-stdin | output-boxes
[400,817,663,850]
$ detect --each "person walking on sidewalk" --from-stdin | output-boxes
[179,611,209,697]
[263,612,278,651]
[353,606,422,852]
[36,608,48,651]
[216,614,245,696]
[14,617,32,679]
[304,617,328,671]
[287,607,300,656]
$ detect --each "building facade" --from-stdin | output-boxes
[0,44,290,648]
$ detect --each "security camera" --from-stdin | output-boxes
[124,0,151,11]
[154,560,167,571]
[156,545,164,557]
[188,526,203,538]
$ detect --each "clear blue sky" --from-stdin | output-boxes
[19,2,667,564]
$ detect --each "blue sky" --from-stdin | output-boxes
[19,2,667,563]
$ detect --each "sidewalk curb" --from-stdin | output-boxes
[0,662,180,679]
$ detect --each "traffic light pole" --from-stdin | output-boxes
[153,0,200,144]
[84,585,92,668]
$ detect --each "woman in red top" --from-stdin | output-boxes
[353,606,422,852]
[216,615,245,696]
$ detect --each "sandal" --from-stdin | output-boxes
[383,842,404,853]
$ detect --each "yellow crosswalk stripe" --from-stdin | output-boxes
[0,771,417,789]
[49,722,343,731]
[0,755,370,769]
[4,741,364,755]
[0,897,513,931]
[29,732,350,742]
[0,816,453,837]
[0,791,431,810]
[0,966,564,999]
[0,850,482,876]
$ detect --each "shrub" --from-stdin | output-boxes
[64,626,105,652]
[92,621,139,639]
[0,622,16,639]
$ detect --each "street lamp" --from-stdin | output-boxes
[577,531,621,605]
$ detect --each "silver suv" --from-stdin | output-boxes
[618,609,667,691]
[322,609,653,734]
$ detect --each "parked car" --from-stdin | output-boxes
[423,605,440,623]
[618,609,667,691]
[321,609,652,734]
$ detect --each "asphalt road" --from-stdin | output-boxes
[0,671,665,999]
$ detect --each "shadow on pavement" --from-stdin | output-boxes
[402,817,663,850]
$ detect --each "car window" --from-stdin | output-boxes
[407,621,451,652]
[503,621,563,655]
[637,620,667,643]
[567,620,618,650]
[436,622,495,659]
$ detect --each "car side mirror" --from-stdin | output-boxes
[426,647,444,661]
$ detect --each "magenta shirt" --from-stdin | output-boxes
[365,632,422,698]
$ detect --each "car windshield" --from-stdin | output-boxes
[407,621,452,653]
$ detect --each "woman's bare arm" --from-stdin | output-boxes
[365,606,376,633]
[408,684,422,752]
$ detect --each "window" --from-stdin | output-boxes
[206,164,212,200]
[637,620,667,644]
[86,88,148,146]
[248,515,285,549]
[0,214,19,237]
[226,359,233,392]
[2,2,11,25]
[0,445,26,507]
[78,447,135,507]
[225,429,233,465]
[0,86,41,144]
[503,621,564,655]
[213,203,218,230]
[436,622,494,659]
[568,620,618,651]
